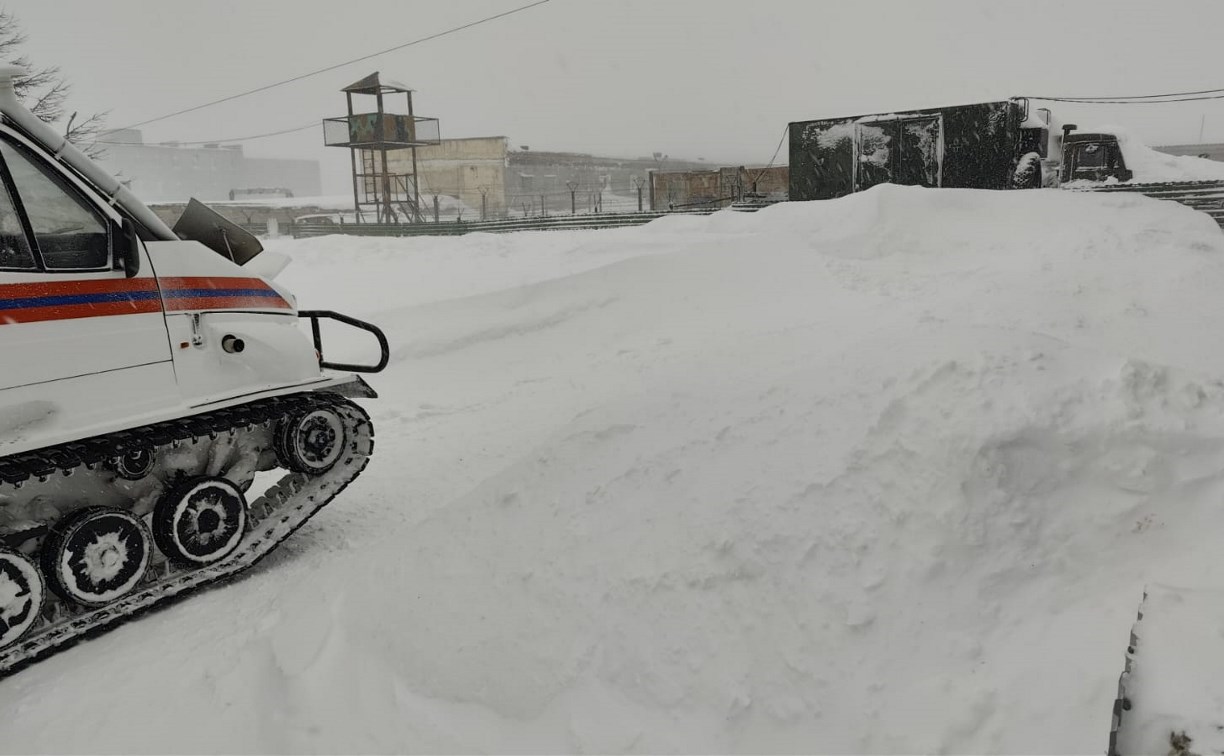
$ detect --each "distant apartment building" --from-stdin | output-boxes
[96,129,322,202]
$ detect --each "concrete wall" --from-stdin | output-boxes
[507,151,706,215]
[381,136,709,217]
[386,136,509,218]
[96,129,322,202]
[147,201,342,232]
[650,165,789,210]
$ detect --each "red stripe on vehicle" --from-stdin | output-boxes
[159,276,291,311]
[157,276,278,292]
[162,295,292,312]
[0,278,159,299]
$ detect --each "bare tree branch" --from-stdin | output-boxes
[0,8,108,158]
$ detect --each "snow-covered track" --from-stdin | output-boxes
[0,391,373,679]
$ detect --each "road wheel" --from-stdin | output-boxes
[275,406,346,474]
[153,476,247,567]
[41,507,151,607]
[0,548,43,648]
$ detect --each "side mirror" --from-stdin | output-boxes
[120,217,140,278]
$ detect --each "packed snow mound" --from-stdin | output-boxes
[7,185,1224,753]
[1116,585,1224,755]
[1103,124,1224,183]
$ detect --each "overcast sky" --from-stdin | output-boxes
[7,0,1224,194]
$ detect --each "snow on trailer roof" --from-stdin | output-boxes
[787,97,1027,127]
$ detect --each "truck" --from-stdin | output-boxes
[788,98,1224,227]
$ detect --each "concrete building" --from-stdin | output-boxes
[387,137,706,218]
[386,136,508,219]
[96,128,322,202]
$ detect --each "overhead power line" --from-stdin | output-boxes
[110,0,551,133]
[94,121,318,146]
[1026,84,1224,104]
[1029,86,1224,101]
[1029,93,1224,105]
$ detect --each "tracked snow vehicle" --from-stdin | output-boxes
[0,66,388,676]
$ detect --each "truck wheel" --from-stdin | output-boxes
[1012,152,1041,189]
[153,476,247,567]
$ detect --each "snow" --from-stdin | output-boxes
[1104,125,1224,183]
[6,184,1224,752]
[1114,585,1224,755]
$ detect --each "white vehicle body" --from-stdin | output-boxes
[0,64,385,673]
[0,69,369,458]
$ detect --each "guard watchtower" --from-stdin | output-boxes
[323,72,441,224]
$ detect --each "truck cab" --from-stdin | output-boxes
[1060,128,1134,184]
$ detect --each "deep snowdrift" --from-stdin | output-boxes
[5,185,1224,753]
[1105,125,1224,183]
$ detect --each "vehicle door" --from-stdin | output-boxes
[0,130,177,447]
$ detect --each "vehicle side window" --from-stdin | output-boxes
[0,141,109,270]
[0,176,34,270]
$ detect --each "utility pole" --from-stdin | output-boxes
[632,176,645,212]
[566,180,578,215]
[540,194,546,217]
[479,186,488,220]
[433,194,440,223]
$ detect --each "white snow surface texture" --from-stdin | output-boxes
[1107,125,1224,182]
[5,185,1224,753]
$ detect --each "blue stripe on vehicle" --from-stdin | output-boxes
[160,288,280,298]
[0,290,163,310]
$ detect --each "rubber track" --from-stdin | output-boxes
[0,391,374,678]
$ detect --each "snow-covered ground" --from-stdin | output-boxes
[6,185,1224,752]
[1102,125,1224,183]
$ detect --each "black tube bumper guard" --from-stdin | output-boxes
[298,310,390,374]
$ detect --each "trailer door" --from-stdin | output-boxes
[854,121,897,192]
[897,116,942,187]
[855,115,943,192]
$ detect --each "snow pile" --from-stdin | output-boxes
[7,185,1224,753]
[1115,585,1224,755]
[1105,125,1224,183]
